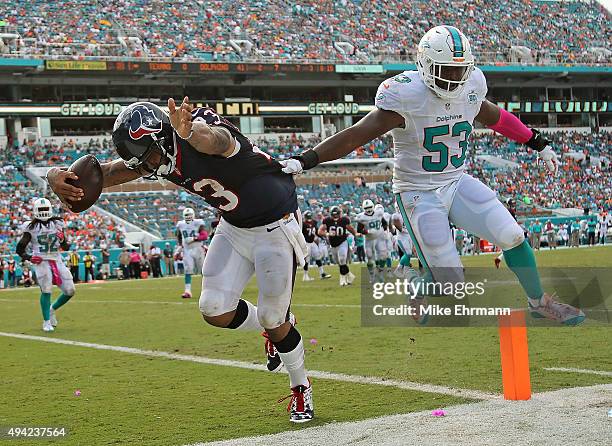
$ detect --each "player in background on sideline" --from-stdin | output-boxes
[176,207,206,298]
[16,198,75,332]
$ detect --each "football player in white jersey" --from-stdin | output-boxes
[176,207,206,298]
[16,198,75,332]
[355,200,388,282]
[281,25,584,326]
[391,207,414,278]
[377,204,394,277]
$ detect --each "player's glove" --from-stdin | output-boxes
[279,149,320,175]
[30,255,43,265]
[526,129,558,174]
[538,146,558,174]
[279,158,304,175]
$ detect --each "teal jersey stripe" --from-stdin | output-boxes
[395,194,433,279]
[445,26,464,57]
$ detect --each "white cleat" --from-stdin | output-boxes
[339,275,348,286]
[346,272,356,285]
[394,265,405,278]
[302,273,314,282]
[529,292,585,326]
[42,320,54,332]
[49,307,58,327]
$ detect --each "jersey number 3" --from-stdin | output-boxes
[422,121,472,172]
[193,178,239,211]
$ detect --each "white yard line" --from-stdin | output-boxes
[0,331,497,401]
[544,367,612,377]
[192,384,612,446]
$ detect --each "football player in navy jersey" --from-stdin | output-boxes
[46,97,314,423]
[318,206,359,286]
[301,210,331,281]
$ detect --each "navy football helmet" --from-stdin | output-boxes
[330,206,341,219]
[112,102,176,177]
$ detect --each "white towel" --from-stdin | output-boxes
[278,213,308,267]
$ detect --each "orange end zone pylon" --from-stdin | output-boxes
[498,309,531,400]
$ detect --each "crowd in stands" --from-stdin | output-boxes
[2,0,609,64]
[0,137,115,168]
[256,133,393,159]
[0,163,126,257]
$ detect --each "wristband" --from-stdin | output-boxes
[525,129,549,152]
[292,150,319,170]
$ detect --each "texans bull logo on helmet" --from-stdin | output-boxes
[128,105,163,140]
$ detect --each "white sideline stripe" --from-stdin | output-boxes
[0,331,497,401]
[543,367,612,377]
[0,298,360,308]
[191,384,612,446]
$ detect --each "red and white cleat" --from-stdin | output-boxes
[279,378,314,423]
[181,291,192,299]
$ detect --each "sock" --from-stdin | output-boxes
[226,299,263,331]
[318,265,325,276]
[185,274,192,292]
[386,257,392,268]
[367,262,374,275]
[303,263,309,271]
[400,253,412,267]
[503,240,544,301]
[52,293,72,310]
[274,326,308,388]
[40,292,51,321]
[339,264,349,275]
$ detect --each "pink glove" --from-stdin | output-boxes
[30,256,43,265]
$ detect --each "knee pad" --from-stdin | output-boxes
[199,290,234,317]
[418,211,452,249]
[497,224,525,251]
[61,285,75,297]
[257,305,286,329]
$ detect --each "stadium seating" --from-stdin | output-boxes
[3,0,609,63]
[0,129,609,245]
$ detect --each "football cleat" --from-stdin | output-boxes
[346,272,356,285]
[263,313,296,372]
[302,272,314,282]
[181,291,192,299]
[528,293,585,326]
[320,272,332,279]
[279,378,314,423]
[494,257,501,269]
[42,320,54,332]
[49,307,58,327]
[263,331,283,372]
[339,275,347,286]
[394,265,405,278]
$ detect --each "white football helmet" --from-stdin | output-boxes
[362,199,374,216]
[416,25,475,99]
[183,207,195,223]
[33,198,53,221]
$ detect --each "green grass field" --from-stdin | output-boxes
[1,246,611,445]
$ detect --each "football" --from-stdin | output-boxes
[65,154,104,213]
